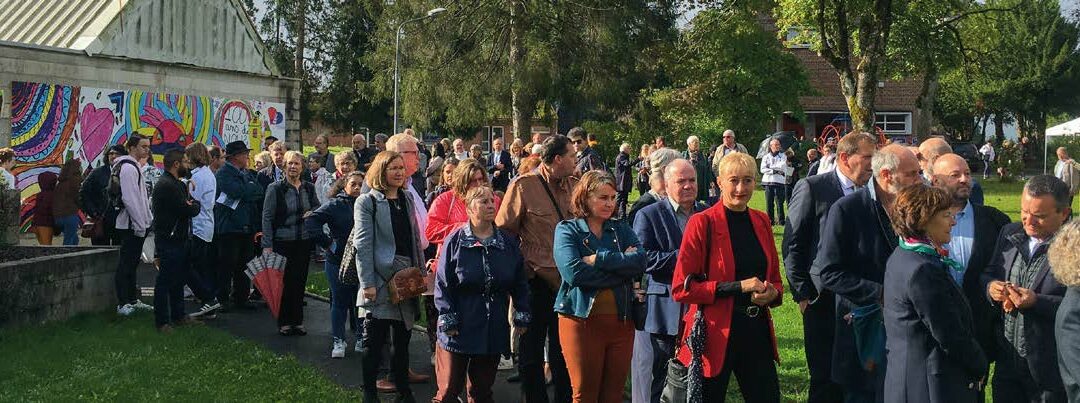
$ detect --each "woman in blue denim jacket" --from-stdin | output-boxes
[434,186,531,402]
[304,171,364,359]
[553,170,646,403]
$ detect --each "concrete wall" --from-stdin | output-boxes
[0,42,300,149]
[0,247,119,328]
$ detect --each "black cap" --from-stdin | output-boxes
[107,145,128,156]
[225,141,252,157]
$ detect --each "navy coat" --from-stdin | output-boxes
[628,191,661,228]
[961,204,1011,362]
[979,222,1067,395]
[632,198,708,336]
[884,248,988,403]
[1056,288,1080,402]
[784,171,844,303]
[435,225,530,355]
[614,152,634,192]
[811,180,898,387]
[214,162,264,235]
[303,192,356,266]
[486,149,514,191]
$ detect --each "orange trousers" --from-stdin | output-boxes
[558,313,635,403]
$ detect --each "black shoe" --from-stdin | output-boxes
[393,391,416,403]
[363,391,379,403]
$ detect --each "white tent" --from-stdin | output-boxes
[1044,117,1080,173]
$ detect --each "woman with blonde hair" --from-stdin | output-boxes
[671,152,783,401]
[254,151,273,172]
[1049,220,1080,401]
[262,151,318,336]
[553,170,645,402]
[355,151,426,403]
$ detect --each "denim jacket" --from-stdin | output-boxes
[553,218,646,320]
[435,225,531,355]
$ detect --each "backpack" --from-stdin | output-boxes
[104,159,140,223]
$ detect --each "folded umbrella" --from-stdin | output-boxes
[245,252,287,319]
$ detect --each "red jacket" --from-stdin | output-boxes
[425,191,503,246]
[671,204,783,378]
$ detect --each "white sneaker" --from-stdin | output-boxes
[331,339,347,358]
[355,338,364,353]
[117,304,135,316]
[498,356,515,370]
[131,300,154,311]
[190,302,221,318]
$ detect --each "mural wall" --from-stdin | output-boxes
[9,81,286,231]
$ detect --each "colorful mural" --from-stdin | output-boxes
[8,80,287,231]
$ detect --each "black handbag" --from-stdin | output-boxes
[660,216,712,403]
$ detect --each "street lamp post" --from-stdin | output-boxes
[393,7,447,135]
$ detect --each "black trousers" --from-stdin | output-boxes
[993,343,1066,403]
[114,229,144,305]
[519,277,572,403]
[362,317,413,397]
[91,224,121,246]
[186,238,216,303]
[274,239,312,327]
[803,293,843,403]
[763,184,786,224]
[701,309,781,403]
[216,233,254,304]
[648,333,678,403]
[616,189,631,220]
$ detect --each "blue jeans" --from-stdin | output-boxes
[154,238,187,327]
[55,215,80,245]
[323,261,360,341]
[763,183,786,224]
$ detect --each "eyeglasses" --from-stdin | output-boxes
[571,140,583,144]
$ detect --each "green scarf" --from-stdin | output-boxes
[898,237,964,281]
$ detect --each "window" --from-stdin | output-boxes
[490,127,504,151]
[875,112,911,134]
[784,27,812,49]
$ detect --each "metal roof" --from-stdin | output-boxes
[0,0,125,50]
[0,0,280,76]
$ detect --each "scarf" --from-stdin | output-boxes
[899,237,964,278]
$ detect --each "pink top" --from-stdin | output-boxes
[425,190,503,247]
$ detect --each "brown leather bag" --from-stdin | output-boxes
[388,267,427,304]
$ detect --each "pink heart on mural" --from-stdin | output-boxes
[79,104,114,162]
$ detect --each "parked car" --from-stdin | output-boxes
[948,141,983,172]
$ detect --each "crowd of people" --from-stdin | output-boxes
[7,122,1076,403]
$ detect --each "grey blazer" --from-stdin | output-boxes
[353,188,424,327]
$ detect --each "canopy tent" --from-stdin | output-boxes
[1044,117,1080,173]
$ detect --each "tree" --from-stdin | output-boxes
[776,0,902,133]
[363,0,678,139]
[650,9,812,146]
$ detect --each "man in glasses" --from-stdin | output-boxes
[568,127,606,175]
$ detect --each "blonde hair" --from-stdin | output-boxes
[1050,220,1080,287]
[715,152,756,178]
[451,158,489,197]
[462,186,494,210]
[268,141,287,152]
[254,151,273,170]
[365,151,403,192]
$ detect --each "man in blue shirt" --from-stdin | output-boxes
[930,153,1010,402]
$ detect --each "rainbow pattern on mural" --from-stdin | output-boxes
[8,81,286,231]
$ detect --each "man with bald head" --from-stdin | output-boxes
[784,131,877,403]
[919,137,985,205]
[930,154,1010,400]
[812,144,922,401]
[631,159,709,403]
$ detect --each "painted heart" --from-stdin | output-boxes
[78,104,114,163]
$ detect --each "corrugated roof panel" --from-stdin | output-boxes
[0,0,115,48]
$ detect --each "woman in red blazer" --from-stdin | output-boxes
[671,152,783,402]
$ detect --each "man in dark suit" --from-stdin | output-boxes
[930,153,1010,402]
[628,148,680,226]
[812,144,923,402]
[351,133,377,173]
[631,159,708,403]
[257,141,287,188]
[614,143,634,219]
[980,175,1070,402]
[784,132,876,403]
[486,137,514,192]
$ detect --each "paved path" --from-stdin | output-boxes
[138,261,529,401]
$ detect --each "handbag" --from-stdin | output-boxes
[661,216,712,403]
[387,263,427,304]
[851,304,886,372]
[80,216,105,239]
[340,196,379,285]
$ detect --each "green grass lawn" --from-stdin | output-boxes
[0,312,359,401]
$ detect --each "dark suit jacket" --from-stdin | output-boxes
[784,171,845,303]
[979,222,1067,393]
[615,152,634,192]
[884,248,988,403]
[971,180,985,206]
[487,149,514,191]
[962,204,1011,361]
[811,181,898,385]
[1057,288,1080,401]
[257,166,312,190]
[628,191,661,228]
[632,199,708,336]
[807,159,821,177]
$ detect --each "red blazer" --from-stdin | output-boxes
[671,204,783,378]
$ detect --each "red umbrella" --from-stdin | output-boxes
[245,252,287,319]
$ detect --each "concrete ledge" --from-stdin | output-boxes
[0,246,119,328]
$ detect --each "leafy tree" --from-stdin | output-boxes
[650,8,812,147]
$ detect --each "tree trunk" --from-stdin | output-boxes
[914,64,939,142]
[849,66,879,134]
[508,0,531,141]
[993,113,1006,145]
